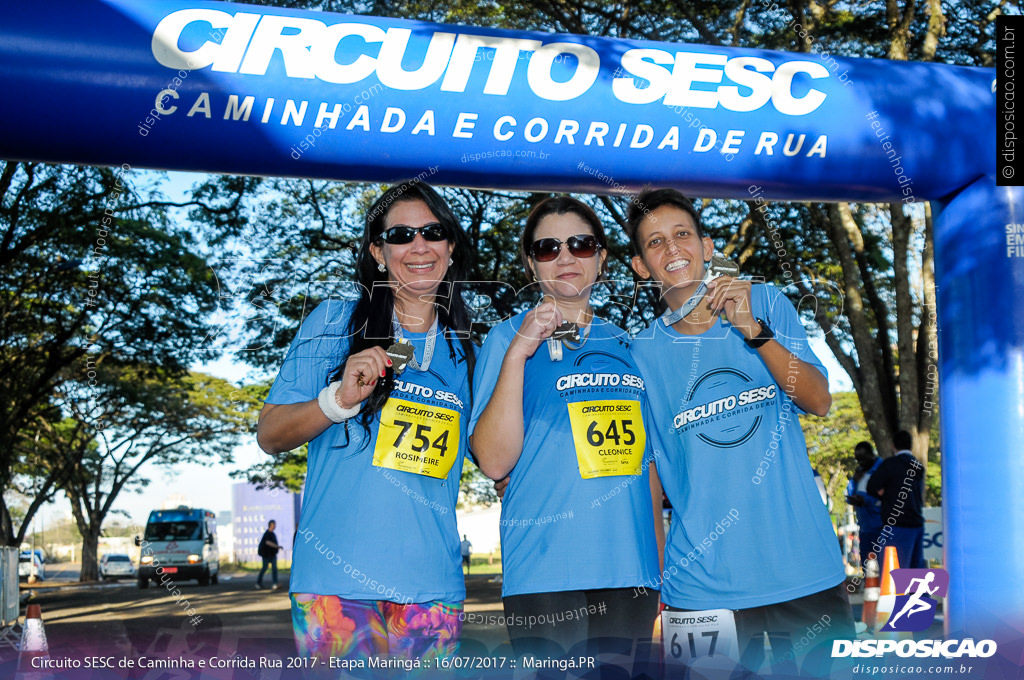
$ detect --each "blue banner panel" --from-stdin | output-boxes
[935,177,1024,642]
[0,0,994,201]
[3,2,1022,670]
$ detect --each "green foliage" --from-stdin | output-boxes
[203,0,998,501]
[801,391,875,522]
[459,462,498,507]
[0,161,249,545]
[802,391,943,523]
[50,364,259,580]
[2,0,989,551]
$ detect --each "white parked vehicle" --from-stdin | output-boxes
[136,507,219,588]
[18,553,45,581]
[99,553,136,581]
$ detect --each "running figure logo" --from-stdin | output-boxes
[882,568,949,632]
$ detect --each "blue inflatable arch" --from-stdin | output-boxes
[1,0,1017,642]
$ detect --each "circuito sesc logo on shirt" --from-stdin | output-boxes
[673,368,777,448]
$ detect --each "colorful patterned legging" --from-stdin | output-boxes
[291,593,462,663]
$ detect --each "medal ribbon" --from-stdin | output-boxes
[392,313,438,373]
[660,261,712,326]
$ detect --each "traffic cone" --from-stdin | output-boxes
[17,604,49,675]
[875,546,900,632]
[861,553,880,632]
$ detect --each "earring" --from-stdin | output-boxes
[448,257,454,266]
[377,262,386,273]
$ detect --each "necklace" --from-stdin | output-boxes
[387,312,438,374]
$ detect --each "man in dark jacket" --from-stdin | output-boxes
[867,430,926,569]
[846,441,883,565]
[256,520,281,590]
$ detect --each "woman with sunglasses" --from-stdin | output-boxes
[469,196,662,661]
[257,181,475,664]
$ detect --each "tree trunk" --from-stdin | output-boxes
[921,0,946,61]
[79,524,101,582]
[67,486,103,582]
[912,203,939,464]
[886,0,916,61]
[890,204,919,429]
[0,494,13,547]
[820,203,893,452]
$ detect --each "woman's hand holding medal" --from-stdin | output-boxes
[508,296,563,361]
[338,347,393,409]
[704,276,761,339]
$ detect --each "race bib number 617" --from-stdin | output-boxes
[662,609,739,664]
[373,399,460,479]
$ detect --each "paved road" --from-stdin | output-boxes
[13,570,295,666]
[3,570,509,676]
[33,560,81,582]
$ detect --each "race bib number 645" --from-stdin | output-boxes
[373,399,460,479]
[567,399,646,479]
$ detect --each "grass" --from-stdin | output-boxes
[463,553,503,575]
[226,555,505,576]
[228,557,503,573]
[226,561,293,573]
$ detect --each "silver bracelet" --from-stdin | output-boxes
[317,381,361,423]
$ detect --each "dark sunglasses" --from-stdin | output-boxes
[529,234,602,262]
[377,222,451,245]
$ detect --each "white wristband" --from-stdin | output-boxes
[318,381,361,423]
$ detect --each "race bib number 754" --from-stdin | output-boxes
[373,399,460,479]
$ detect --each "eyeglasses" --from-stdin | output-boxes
[377,223,451,245]
[529,234,602,262]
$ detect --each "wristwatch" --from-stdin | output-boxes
[744,318,774,348]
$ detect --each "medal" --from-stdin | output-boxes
[389,313,438,374]
[538,296,591,361]
[551,321,581,343]
[385,342,416,375]
[547,336,563,362]
[660,255,740,326]
[708,255,740,279]
[547,321,590,361]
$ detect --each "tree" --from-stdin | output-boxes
[39,365,258,581]
[801,391,873,522]
[0,161,248,546]
[9,412,86,549]
[802,390,942,524]
[209,0,1005,496]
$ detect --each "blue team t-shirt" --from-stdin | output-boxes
[266,299,470,603]
[630,283,845,610]
[469,312,660,598]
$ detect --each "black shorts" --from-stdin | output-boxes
[503,587,659,660]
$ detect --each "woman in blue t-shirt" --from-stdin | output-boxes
[469,196,663,660]
[257,181,476,664]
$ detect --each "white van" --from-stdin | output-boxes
[136,507,219,588]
